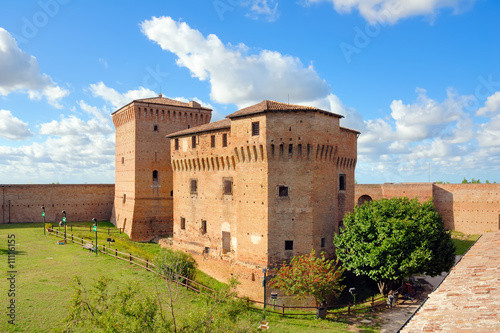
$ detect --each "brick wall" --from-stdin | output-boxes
[0,184,114,224]
[355,183,500,234]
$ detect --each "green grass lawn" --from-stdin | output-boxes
[450,231,480,255]
[1,223,377,332]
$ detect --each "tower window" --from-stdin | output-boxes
[211,135,216,148]
[222,133,228,147]
[278,186,288,197]
[190,179,198,194]
[192,136,197,149]
[201,220,207,234]
[288,144,293,159]
[121,157,124,164]
[180,217,185,230]
[285,240,293,251]
[339,174,346,191]
[153,125,158,131]
[174,138,179,151]
[252,122,260,136]
[123,194,126,204]
[153,170,158,183]
[321,237,326,248]
[223,178,233,195]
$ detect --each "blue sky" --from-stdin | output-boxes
[0,0,499,184]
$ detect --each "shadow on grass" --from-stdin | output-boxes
[0,248,27,256]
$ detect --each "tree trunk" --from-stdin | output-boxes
[377,281,386,295]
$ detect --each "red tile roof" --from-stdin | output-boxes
[227,100,343,119]
[113,95,212,115]
[166,118,231,138]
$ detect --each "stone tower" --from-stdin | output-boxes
[111,94,212,240]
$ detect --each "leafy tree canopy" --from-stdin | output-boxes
[334,197,456,295]
[269,249,345,306]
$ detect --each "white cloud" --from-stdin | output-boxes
[0,28,69,108]
[89,82,156,109]
[39,115,114,137]
[0,110,33,141]
[477,91,500,116]
[303,0,476,24]
[140,16,330,108]
[242,0,280,21]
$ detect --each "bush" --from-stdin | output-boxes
[154,248,197,281]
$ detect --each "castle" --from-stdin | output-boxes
[111,95,358,268]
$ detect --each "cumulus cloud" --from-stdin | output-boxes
[303,0,476,24]
[140,16,330,108]
[0,28,69,107]
[477,91,500,116]
[0,110,33,141]
[89,82,155,109]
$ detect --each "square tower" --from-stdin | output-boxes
[111,94,212,240]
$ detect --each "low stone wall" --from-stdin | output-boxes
[0,184,114,224]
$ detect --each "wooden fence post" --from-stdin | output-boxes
[348,304,351,315]
[71,234,73,241]
[115,249,117,257]
[103,244,106,254]
[146,259,148,269]
[81,238,83,245]
[282,304,285,317]
[129,253,132,263]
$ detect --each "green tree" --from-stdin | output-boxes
[269,250,345,307]
[154,248,197,281]
[334,197,456,295]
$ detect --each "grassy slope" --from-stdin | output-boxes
[450,231,481,256]
[1,223,368,333]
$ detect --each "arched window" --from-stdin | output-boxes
[153,170,159,183]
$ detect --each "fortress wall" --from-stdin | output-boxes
[0,184,114,224]
[355,183,500,234]
[433,184,500,234]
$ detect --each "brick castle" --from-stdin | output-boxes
[111,95,358,268]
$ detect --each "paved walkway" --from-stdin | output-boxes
[400,231,500,332]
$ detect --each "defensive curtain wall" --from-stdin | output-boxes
[0,184,114,224]
[355,183,500,234]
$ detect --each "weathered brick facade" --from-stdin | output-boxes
[168,100,359,268]
[355,183,500,233]
[111,95,211,240]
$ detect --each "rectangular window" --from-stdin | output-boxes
[339,174,346,191]
[279,186,289,197]
[190,179,198,194]
[192,136,197,149]
[288,144,293,159]
[252,121,260,136]
[201,220,207,234]
[153,125,158,131]
[279,144,284,160]
[223,178,233,195]
[211,135,216,148]
[175,138,179,151]
[307,144,311,159]
[321,237,326,248]
[271,144,275,158]
[298,144,302,158]
[180,217,185,230]
[222,133,228,147]
[285,240,293,251]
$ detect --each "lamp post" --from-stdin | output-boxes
[262,268,267,320]
[92,218,97,256]
[61,210,67,244]
[41,205,45,235]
